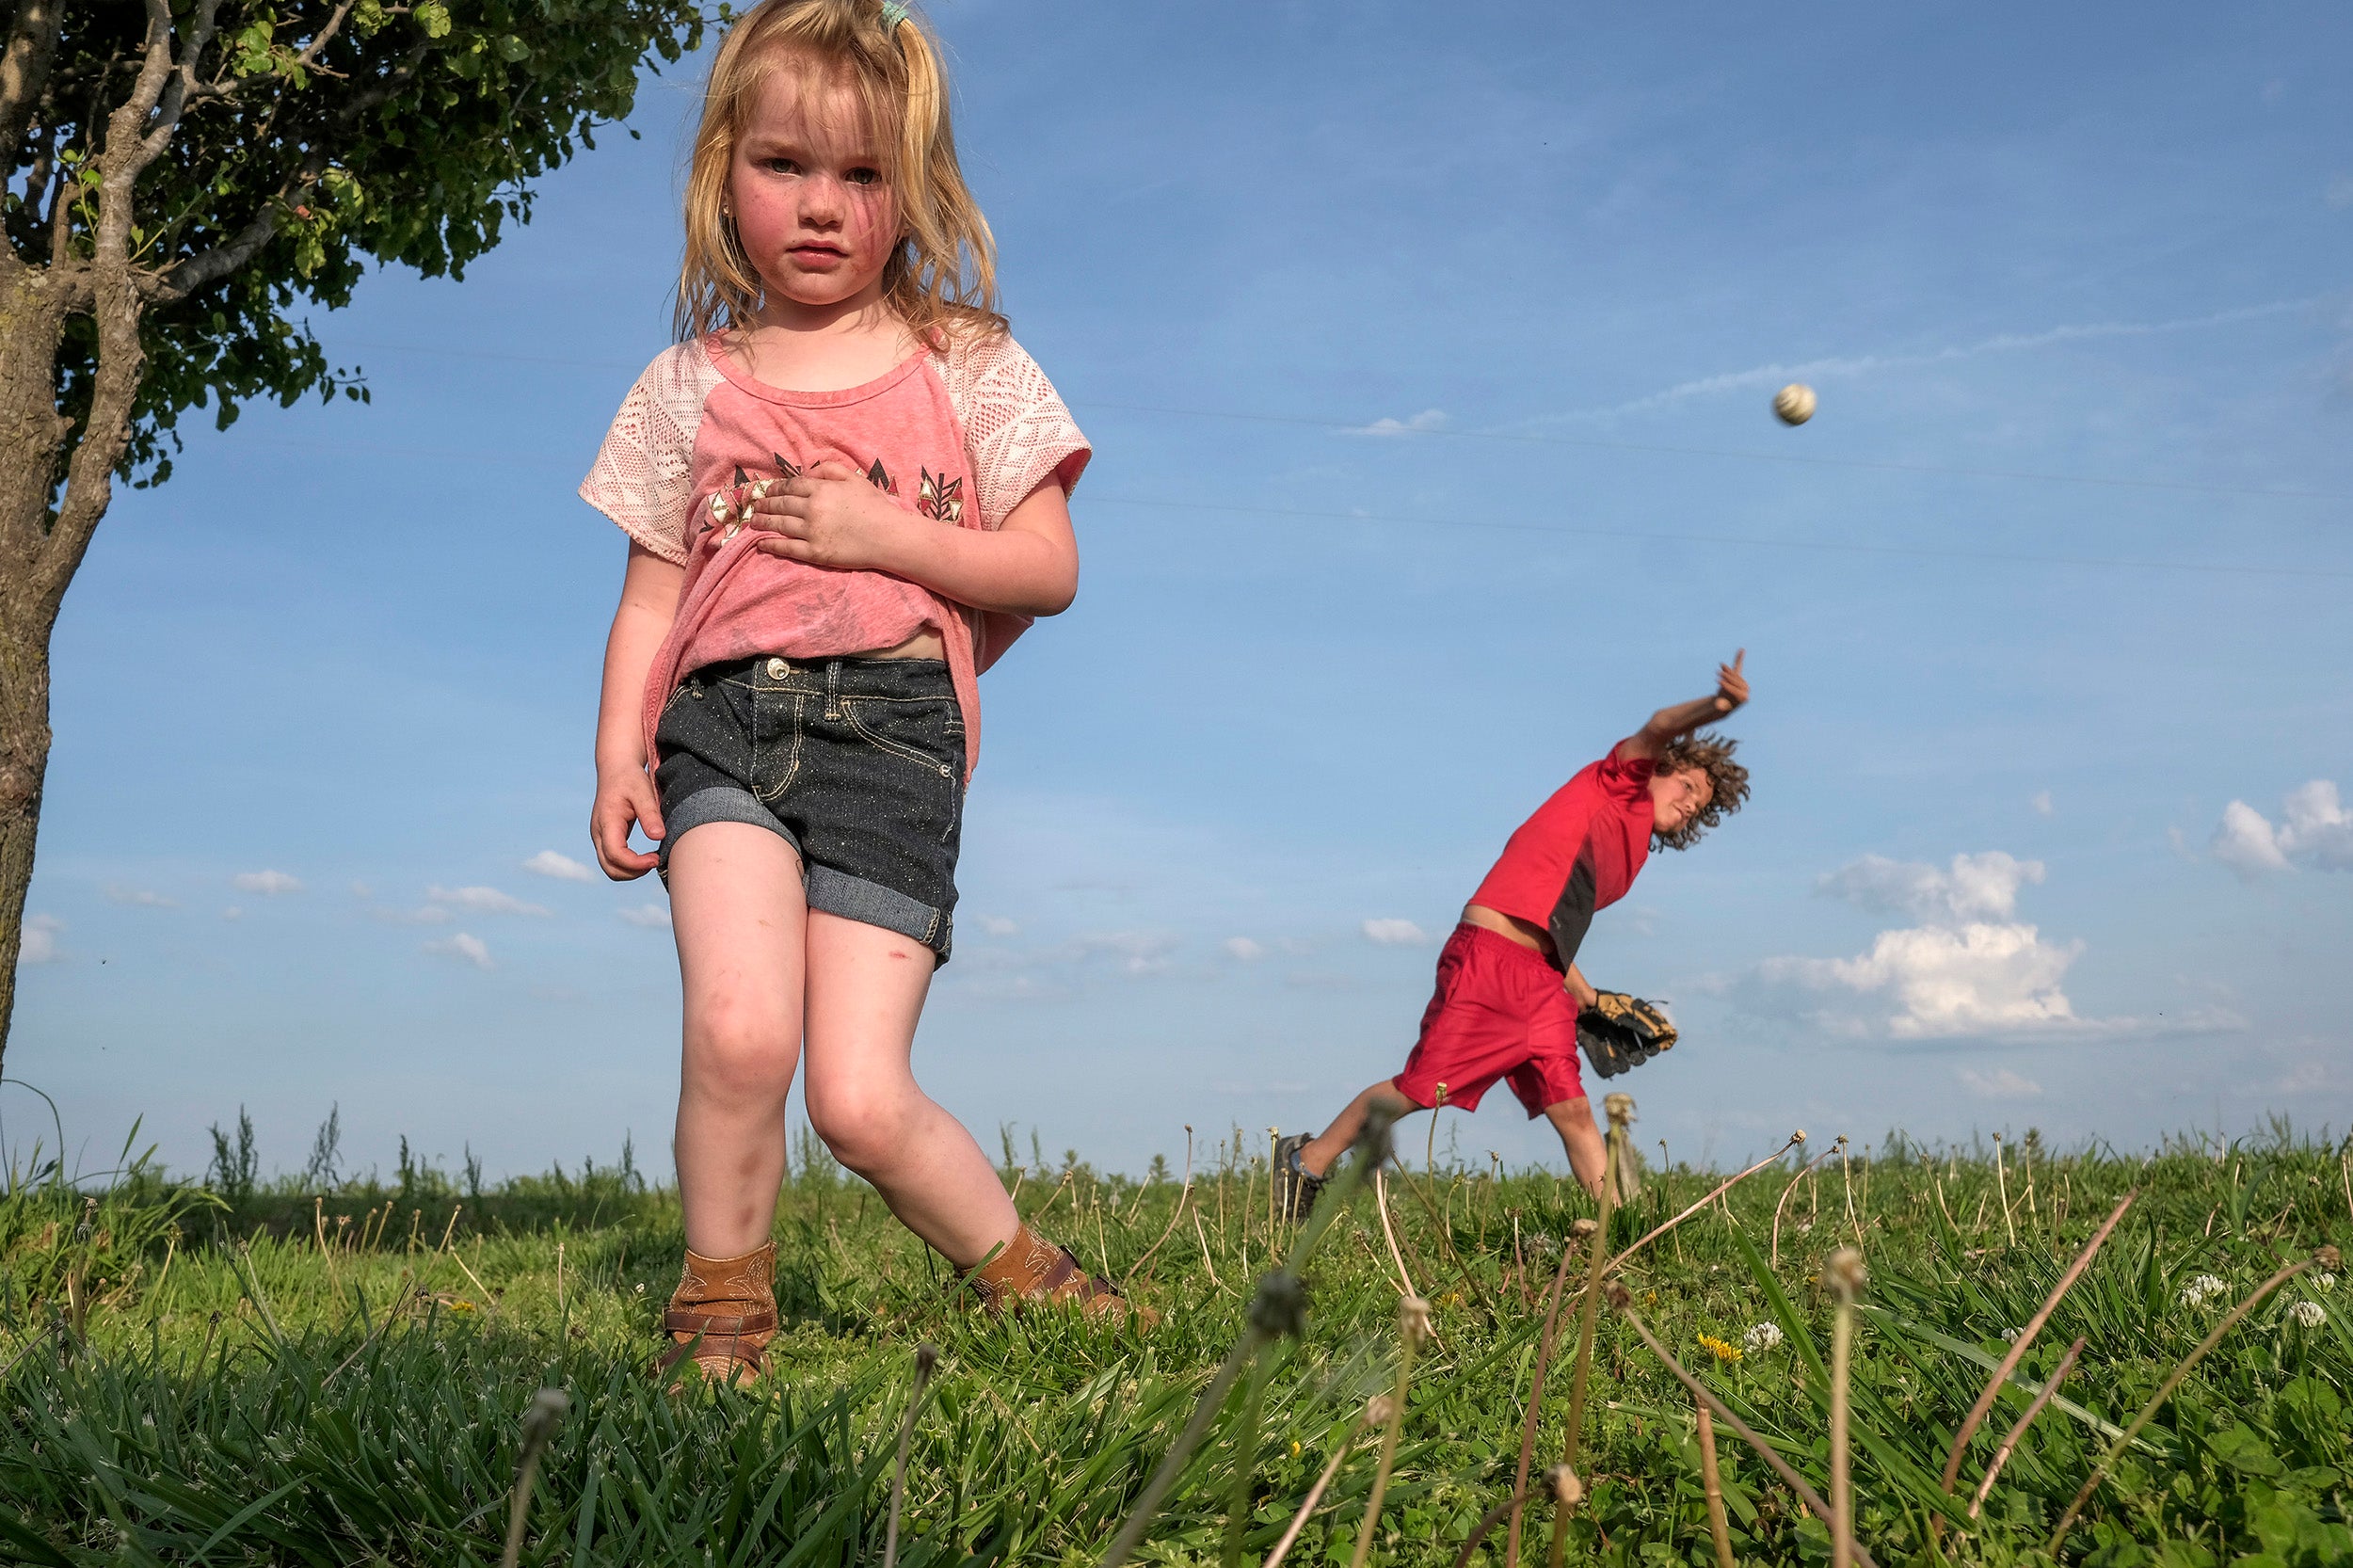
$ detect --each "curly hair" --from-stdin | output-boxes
[1652,732,1750,852]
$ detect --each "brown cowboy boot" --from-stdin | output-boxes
[655,1240,778,1389]
[962,1224,1158,1326]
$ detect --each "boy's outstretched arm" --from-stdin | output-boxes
[1618,650,1749,762]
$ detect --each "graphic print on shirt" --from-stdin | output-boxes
[1546,841,1599,971]
[698,455,962,546]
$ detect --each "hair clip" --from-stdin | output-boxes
[879,1,908,28]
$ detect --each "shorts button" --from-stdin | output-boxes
[766,657,789,680]
[939,764,952,777]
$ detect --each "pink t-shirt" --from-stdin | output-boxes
[579,328,1090,781]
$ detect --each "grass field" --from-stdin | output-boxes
[1,1106,2348,1566]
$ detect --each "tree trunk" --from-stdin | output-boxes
[0,616,53,1080]
[0,260,84,1080]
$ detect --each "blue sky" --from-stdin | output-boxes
[9,0,2352,1186]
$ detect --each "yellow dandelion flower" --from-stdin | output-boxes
[1696,1332,1743,1364]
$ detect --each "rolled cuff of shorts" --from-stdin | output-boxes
[656,786,802,871]
[806,864,952,967]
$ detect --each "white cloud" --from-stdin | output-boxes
[348,881,374,899]
[522,850,595,884]
[2328,174,2353,210]
[1362,918,1430,947]
[373,904,454,926]
[1758,921,2090,1038]
[426,885,551,918]
[17,914,63,965]
[424,933,492,969]
[1573,299,2313,420]
[1750,851,2236,1043]
[103,885,176,908]
[1223,936,1266,961]
[2210,781,2353,878]
[1348,408,1448,437]
[617,904,673,929]
[1958,1066,2044,1100]
[232,870,304,896]
[948,929,1182,985]
[220,905,243,920]
[1068,931,1179,974]
[1817,852,2043,922]
[2031,791,2054,818]
[976,915,1019,937]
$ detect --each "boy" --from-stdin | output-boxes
[1276,653,1751,1209]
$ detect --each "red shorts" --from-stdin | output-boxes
[1392,924,1588,1118]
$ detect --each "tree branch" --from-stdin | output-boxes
[153,37,430,303]
[292,0,361,72]
[136,0,227,164]
[0,0,66,169]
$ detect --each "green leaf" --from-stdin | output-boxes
[414,1,451,38]
[0,1507,75,1567]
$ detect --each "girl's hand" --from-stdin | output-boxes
[591,764,664,880]
[746,460,918,572]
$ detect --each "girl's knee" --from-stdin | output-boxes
[806,1081,920,1175]
[683,1004,799,1101]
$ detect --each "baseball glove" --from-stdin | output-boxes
[1577,991,1678,1079]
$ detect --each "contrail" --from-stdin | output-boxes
[1542,297,2321,424]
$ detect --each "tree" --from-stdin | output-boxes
[0,0,708,1070]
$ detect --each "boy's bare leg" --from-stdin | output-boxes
[1297,1080,1421,1177]
[800,910,1021,1270]
[1544,1096,1608,1198]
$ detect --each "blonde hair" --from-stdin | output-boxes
[675,0,1003,345]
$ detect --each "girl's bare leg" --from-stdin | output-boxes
[667,823,809,1258]
[800,909,1020,1269]
[1297,1080,1421,1178]
[1543,1096,1608,1197]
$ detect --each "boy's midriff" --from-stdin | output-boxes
[1461,904,1555,959]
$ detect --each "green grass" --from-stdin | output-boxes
[1,1116,2348,1566]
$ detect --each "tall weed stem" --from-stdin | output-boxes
[1697,1406,1737,1568]
[1349,1295,1430,1568]
[882,1343,939,1568]
[1099,1104,1399,1568]
[1547,1122,1622,1568]
[1611,1288,1878,1568]
[499,1388,568,1568]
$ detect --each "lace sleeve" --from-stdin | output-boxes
[937,329,1092,530]
[578,343,718,564]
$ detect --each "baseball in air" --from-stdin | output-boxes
[1772,383,1817,425]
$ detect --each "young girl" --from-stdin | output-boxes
[581,0,1138,1386]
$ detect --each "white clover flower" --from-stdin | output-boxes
[2179,1274,2228,1308]
[2286,1301,2327,1329]
[1743,1322,1785,1354]
[2315,1272,2339,1292]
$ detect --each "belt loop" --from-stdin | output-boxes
[824,658,841,719]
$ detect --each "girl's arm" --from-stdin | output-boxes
[590,542,685,879]
[745,461,1079,616]
[1563,962,1600,1009]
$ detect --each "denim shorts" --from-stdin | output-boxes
[654,654,964,964]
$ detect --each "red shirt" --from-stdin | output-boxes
[1466,745,1656,969]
